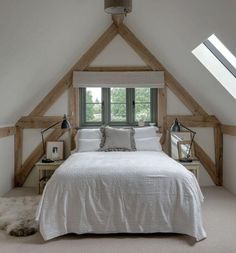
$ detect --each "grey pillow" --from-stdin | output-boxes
[100,126,136,152]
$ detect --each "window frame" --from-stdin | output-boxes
[203,39,236,78]
[79,88,157,127]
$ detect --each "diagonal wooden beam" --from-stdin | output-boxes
[194,141,220,185]
[30,24,118,116]
[117,23,208,117]
[16,129,65,186]
[112,14,125,26]
[17,116,64,129]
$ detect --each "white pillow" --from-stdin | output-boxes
[134,126,160,139]
[74,129,101,151]
[135,137,162,151]
[78,129,101,139]
[78,139,100,152]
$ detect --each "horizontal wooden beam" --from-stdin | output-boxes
[167,115,219,128]
[117,23,208,117]
[84,66,153,72]
[0,126,16,138]
[17,116,63,129]
[30,23,118,116]
[194,141,220,185]
[16,129,65,186]
[221,125,236,136]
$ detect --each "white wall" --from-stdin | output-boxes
[0,136,14,196]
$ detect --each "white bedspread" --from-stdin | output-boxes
[36,151,206,241]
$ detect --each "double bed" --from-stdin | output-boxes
[36,150,206,241]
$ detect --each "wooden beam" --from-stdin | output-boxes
[0,126,15,138]
[166,115,219,128]
[84,66,153,72]
[30,24,118,116]
[68,86,78,150]
[221,125,236,136]
[16,129,65,186]
[14,126,23,186]
[112,14,125,26]
[194,141,219,185]
[17,116,63,129]
[117,23,208,116]
[158,87,168,152]
[214,125,223,185]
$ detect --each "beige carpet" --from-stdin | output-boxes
[1,186,236,253]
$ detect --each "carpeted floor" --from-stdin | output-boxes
[1,186,236,253]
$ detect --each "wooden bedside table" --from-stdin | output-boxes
[36,160,64,194]
[177,160,200,182]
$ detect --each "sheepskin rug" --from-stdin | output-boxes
[0,196,41,237]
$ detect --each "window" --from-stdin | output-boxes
[85,88,102,123]
[80,88,157,126]
[110,88,127,122]
[135,88,151,122]
[192,34,236,99]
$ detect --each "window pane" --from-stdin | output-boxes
[135,88,151,103]
[111,103,126,122]
[135,103,151,122]
[86,88,102,103]
[85,88,102,122]
[86,103,102,122]
[208,34,236,68]
[110,88,126,103]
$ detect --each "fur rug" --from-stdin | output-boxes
[0,196,41,237]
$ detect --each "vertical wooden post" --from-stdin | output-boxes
[68,86,78,151]
[158,85,168,153]
[214,124,223,185]
[14,126,23,186]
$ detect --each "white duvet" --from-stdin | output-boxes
[36,151,206,241]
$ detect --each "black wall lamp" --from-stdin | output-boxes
[171,118,196,163]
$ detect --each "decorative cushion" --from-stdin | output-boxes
[135,137,162,151]
[100,126,136,151]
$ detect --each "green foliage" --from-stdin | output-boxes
[135,88,151,122]
[85,88,151,123]
[110,88,126,121]
[86,90,101,122]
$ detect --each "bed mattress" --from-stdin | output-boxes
[36,151,206,241]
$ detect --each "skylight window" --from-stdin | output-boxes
[192,34,236,99]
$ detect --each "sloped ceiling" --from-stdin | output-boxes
[0,0,235,125]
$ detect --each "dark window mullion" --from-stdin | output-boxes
[204,40,236,78]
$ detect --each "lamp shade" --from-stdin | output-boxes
[61,115,71,129]
[171,119,181,132]
[104,0,132,14]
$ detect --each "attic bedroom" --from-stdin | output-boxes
[0,0,236,252]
